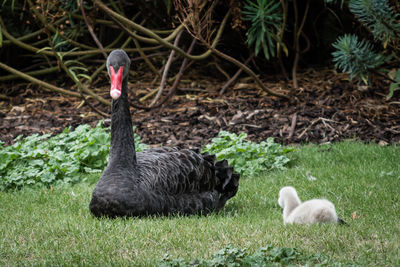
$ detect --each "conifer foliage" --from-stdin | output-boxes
[349,0,400,45]
[332,0,400,98]
[332,34,386,83]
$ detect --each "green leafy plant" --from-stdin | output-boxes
[332,0,400,98]
[37,33,91,82]
[242,0,286,60]
[349,0,400,46]
[202,131,292,177]
[332,34,386,84]
[159,244,342,266]
[0,123,147,191]
[387,69,400,99]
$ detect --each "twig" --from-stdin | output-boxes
[298,117,320,139]
[209,46,289,99]
[93,0,184,44]
[173,0,217,44]
[77,86,109,117]
[150,30,183,107]
[89,62,106,84]
[140,88,160,103]
[130,38,197,110]
[131,51,169,62]
[277,0,288,59]
[292,0,310,90]
[25,10,111,107]
[57,62,108,117]
[220,53,254,94]
[1,15,68,47]
[0,17,53,56]
[298,117,338,139]
[72,13,176,36]
[107,15,161,78]
[0,67,59,81]
[0,94,11,100]
[150,38,197,108]
[0,18,160,58]
[93,0,225,61]
[288,113,297,139]
[300,31,311,54]
[132,37,161,78]
[80,0,108,59]
[321,118,336,132]
[20,60,57,72]
[88,34,136,85]
[164,4,288,100]
[26,0,96,50]
[278,56,289,82]
[71,13,114,26]
[43,24,109,117]
[213,60,231,81]
[82,52,170,64]
[0,62,80,97]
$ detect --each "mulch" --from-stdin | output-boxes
[1,69,399,148]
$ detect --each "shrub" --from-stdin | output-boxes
[242,0,285,60]
[331,0,400,98]
[332,34,386,84]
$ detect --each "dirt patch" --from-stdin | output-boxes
[1,69,399,148]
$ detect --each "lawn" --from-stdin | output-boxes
[0,142,399,266]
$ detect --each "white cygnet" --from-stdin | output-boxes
[278,186,344,225]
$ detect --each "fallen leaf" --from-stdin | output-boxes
[352,211,357,220]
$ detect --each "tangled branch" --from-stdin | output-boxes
[0,0,289,114]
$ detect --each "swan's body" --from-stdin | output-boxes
[278,186,342,225]
[89,50,239,217]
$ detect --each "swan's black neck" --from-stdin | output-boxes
[109,78,136,167]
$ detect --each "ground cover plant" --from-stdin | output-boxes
[159,244,336,266]
[202,131,293,176]
[0,123,147,190]
[0,127,288,191]
[0,141,399,266]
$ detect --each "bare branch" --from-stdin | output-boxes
[150,30,183,107]
[220,53,254,94]
[0,62,80,97]
[93,0,226,61]
[80,0,108,59]
[130,37,197,110]
[209,46,289,99]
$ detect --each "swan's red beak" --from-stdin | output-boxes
[110,65,123,99]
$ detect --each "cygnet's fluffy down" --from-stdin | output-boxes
[278,186,343,225]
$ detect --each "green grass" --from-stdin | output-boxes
[0,142,399,266]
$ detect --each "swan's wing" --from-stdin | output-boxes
[135,148,218,195]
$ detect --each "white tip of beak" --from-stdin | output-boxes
[110,89,121,99]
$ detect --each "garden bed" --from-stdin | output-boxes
[1,69,399,147]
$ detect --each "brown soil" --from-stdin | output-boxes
[1,69,399,148]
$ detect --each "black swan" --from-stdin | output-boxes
[89,50,240,217]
